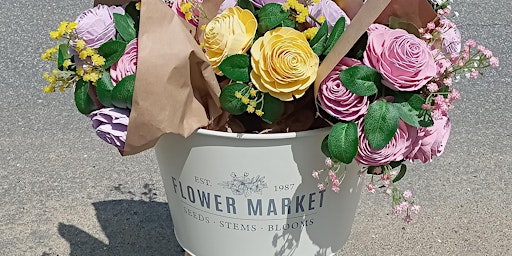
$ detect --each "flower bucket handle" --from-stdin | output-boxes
[314,0,391,97]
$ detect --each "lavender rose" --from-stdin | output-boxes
[110,38,138,85]
[308,0,350,32]
[250,0,286,8]
[363,24,437,91]
[356,120,412,166]
[405,114,451,163]
[318,57,369,121]
[74,5,125,49]
[89,108,130,150]
[218,0,237,14]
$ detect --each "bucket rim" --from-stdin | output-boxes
[195,127,332,140]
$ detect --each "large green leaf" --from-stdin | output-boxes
[256,3,290,34]
[339,65,380,96]
[393,102,421,127]
[98,40,127,68]
[309,22,328,56]
[113,13,136,42]
[364,101,400,150]
[323,17,345,56]
[260,93,283,124]
[328,122,358,164]
[218,54,251,82]
[219,83,249,115]
[74,79,97,115]
[111,74,135,109]
[96,72,115,107]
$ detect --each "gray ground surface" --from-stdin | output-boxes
[1,0,510,255]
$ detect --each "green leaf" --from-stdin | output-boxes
[260,93,284,124]
[364,101,400,150]
[310,22,328,56]
[114,13,136,42]
[392,164,407,183]
[125,1,140,33]
[219,83,249,115]
[393,102,421,127]
[407,94,426,110]
[327,122,358,164]
[238,0,255,13]
[256,3,290,34]
[218,54,251,82]
[57,44,71,68]
[74,79,97,115]
[323,17,345,55]
[98,40,127,69]
[281,18,296,29]
[321,135,331,157]
[111,74,136,109]
[389,161,403,169]
[392,94,426,127]
[339,65,380,96]
[389,16,420,38]
[96,72,115,107]
[418,109,434,128]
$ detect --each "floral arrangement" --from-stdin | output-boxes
[41,0,498,222]
[41,2,144,150]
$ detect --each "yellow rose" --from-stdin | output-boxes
[203,7,257,74]
[250,27,319,101]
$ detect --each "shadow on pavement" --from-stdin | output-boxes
[57,200,184,256]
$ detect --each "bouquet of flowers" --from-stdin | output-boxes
[41,0,498,222]
[41,1,144,150]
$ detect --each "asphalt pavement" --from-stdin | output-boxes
[1,0,510,255]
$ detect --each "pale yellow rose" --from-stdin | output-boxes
[250,27,319,101]
[203,7,257,74]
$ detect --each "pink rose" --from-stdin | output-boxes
[89,108,130,150]
[110,38,138,85]
[318,58,369,121]
[74,5,125,48]
[405,114,451,163]
[307,0,350,32]
[356,119,412,166]
[363,24,437,91]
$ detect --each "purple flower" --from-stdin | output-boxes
[356,120,412,166]
[308,0,350,32]
[89,108,130,150]
[74,5,125,48]
[250,0,286,8]
[218,0,237,14]
[110,38,138,85]
[405,113,451,163]
[318,58,369,121]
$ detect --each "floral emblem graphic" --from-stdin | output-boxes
[219,172,268,197]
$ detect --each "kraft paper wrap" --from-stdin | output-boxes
[91,0,436,155]
[95,0,225,155]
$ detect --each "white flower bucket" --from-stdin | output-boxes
[154,128,363,256]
